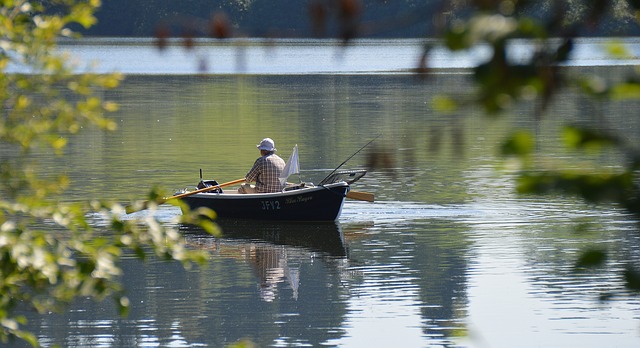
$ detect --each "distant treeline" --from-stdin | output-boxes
[83,0,640,38]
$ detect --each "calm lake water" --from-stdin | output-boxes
[15,39,640,347]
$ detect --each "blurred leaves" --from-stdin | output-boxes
[623,266,640,292]
[562,125,621,151]
[1,1,215,346]
[210,12,232,39]
[432,95,458,113]
[500,130,534,157]
[575,248,607,268]
[511,124,640,291]
[446,28,565,115]
[516,171,636,207]
[436,0,640,298]
[150,0,366,67]
[227,338,258,348]
[610,79,640,100]
[436,0,640,117]
[2,1,640,346]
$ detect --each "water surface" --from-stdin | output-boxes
[14,39,640,347]
[20,37,640,74]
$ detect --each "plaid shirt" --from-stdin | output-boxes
[245,152,286,193]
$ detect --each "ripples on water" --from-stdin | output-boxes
[33,192,640,347]
[142,189,637,347]
[14,38,640,347]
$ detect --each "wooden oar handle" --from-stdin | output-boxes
[346,190,374,202]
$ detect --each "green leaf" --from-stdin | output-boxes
[115,295,130,317]
[610,82,640,100]
[575,249,607,268]
[431,95,457,113]
[500,130,534,157]
[624,266,640,291]
[562,125,619,150]
[605,41,631,59]
[227,338,258,348]
[554,39,573,62]
[134,246,147,261]
[199,220,221,236]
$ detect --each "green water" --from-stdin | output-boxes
[16,58,640,347]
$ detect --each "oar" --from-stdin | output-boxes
[125,178,245,214]
[346,190,374,202]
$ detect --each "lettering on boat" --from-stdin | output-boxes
[260,200,281,210]
[285,196,313,205]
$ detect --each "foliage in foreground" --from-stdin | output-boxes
[431,1,640,293]
[0,1,215,346]
[2,0,640,346]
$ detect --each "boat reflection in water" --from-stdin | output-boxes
[179,220,352,302]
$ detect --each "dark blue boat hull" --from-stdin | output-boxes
[179,182,349,221]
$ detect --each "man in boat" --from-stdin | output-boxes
[238,138,286,194]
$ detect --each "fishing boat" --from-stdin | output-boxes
[126,142,376,219]
[176,170,368,222]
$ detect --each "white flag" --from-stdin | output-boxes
[279,144,300,186]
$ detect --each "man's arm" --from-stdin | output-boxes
[244,157,263,183]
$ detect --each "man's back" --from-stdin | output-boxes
[246,153,286,193]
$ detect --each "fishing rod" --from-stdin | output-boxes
[319,134,380,185]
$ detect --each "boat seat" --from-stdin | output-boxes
[283,182,314,191]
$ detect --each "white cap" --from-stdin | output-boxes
[257,138,276,152]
